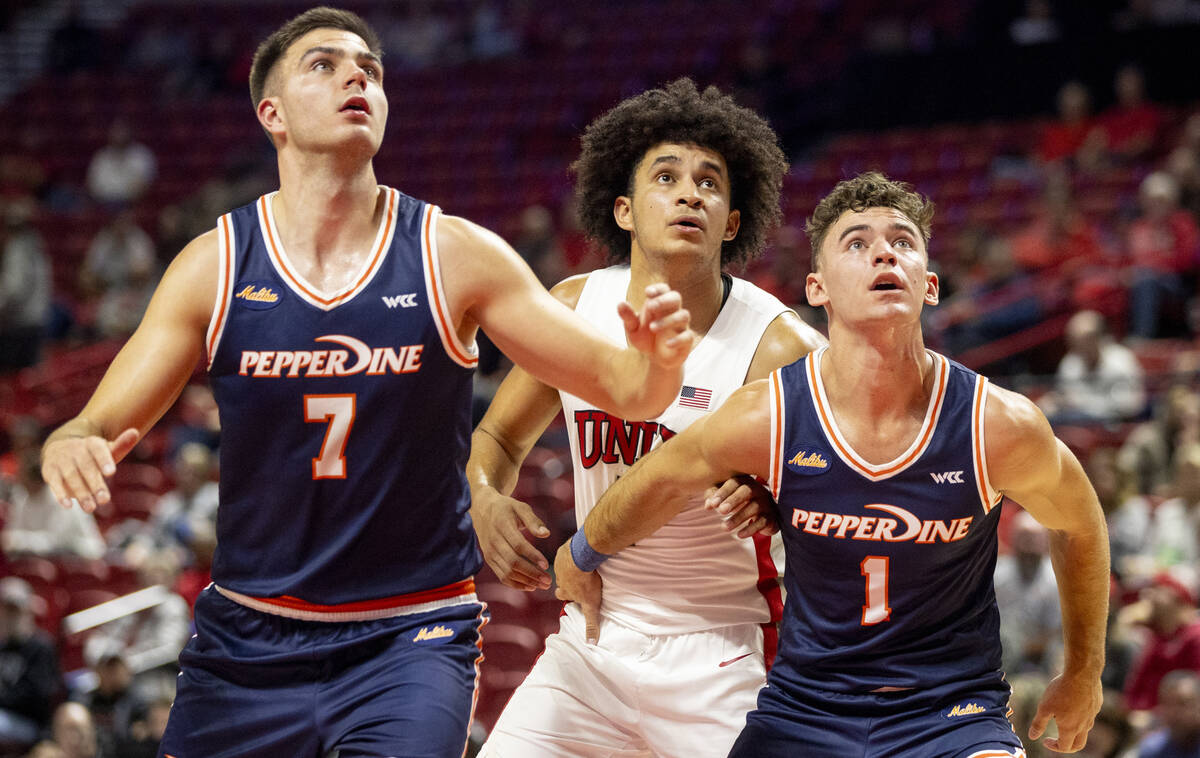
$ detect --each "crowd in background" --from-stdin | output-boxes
[3,0,1200,757]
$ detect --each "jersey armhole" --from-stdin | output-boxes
[205,213,236,370]
[972,376,1003,513]
[768,369,786,501]
[420,205,479,369]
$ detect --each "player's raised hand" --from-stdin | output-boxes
[618,283,694,369]
[471,487,552,591]
[553,539,604,645]
[41,428,140,513]
[1029,671,1102,753]
[705,475,779,538]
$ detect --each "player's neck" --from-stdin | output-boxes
[272,156,381,262]
[627,250,725,336]
[821,323,932,419]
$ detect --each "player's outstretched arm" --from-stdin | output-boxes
[553,380,773,642]
[437,215,692,420]
[41,233,217,513]
[986,385,1109,754]
[469,279,588,591]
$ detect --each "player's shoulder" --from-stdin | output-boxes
[747,311,826,381]
[983,381,1057,475]
[548,273,591,309]
[435,212,509,253]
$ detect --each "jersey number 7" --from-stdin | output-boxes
[304,394,356,479]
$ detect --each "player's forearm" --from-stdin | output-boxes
[602,348,684,421]
[583,439,713,555]
[44,416,105,448]
[1048,523,1110,677]
[467,428,523,498]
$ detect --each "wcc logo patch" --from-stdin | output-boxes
[786,446,831,475]
[233,281,282,310]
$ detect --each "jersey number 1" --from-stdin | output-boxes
[304,394,356,479]
[861,556,891,625]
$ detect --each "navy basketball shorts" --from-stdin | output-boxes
[158,586,486,758]
[729,676,1027,758]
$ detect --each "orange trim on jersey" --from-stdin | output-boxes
[206,214,234,365]
[808,350,948,479]
[421,205,477,367]
[972,377,1000,513]
[768,370,784,499]
[259,189,396,308]
[461,606,487,758]
[247,578,476,614]
[966,752,1025,758]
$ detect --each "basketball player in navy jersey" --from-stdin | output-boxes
[39,8,695,757]
[555,172,1110,756]
[469,80,824,757]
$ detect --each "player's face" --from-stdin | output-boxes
[805,207,937,326]
[263,28,388,157]
[615,142,740,264]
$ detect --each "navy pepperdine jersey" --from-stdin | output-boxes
[205,187,481,606]
[765,347,1006,695]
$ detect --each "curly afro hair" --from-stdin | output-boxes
[571,78,788,268]
[805,172,934,271]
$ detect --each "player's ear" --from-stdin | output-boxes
[806,272,828,308]
[723,209,740,242]
[614,195,634,232]
[257,96,286,139]
[924,272,939,306]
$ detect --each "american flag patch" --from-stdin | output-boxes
[678,385,712,409]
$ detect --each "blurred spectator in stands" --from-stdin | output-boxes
[79,211,155,300]
[748,224,810,309]
[2,416,45,484]
[470,0,521,60]
[165,385,220,460]
[1126,171,1200,340]
[0,577,60,755]
[512,203,563,287]
[1088,446,1153,581]
[1123,568,1200,714]
[1009,0,1061,45]
[934,233,1044,356]
[71,649,139,757]
[1165,146,1200,223]
[0,129,47,203]
[24,741,67,758]
[1075,693,1134,758]
[1122,386,1200,497]
[92,251,157,340]
[46,3,101,75]
[1038,310,1146,424]
[1147,443,1200,570]
[1037,81,1106,171]
[376,1,453,70]
[0,199,50,373]
[119,443,217,571]
[1011,169,1107,280]
[996,511,1063,676]
[85,121,156,210]
[2,448,105,561]
[112,698,170,758]
[1137,670,1200,758]
[45,702,98,758]
[1097,65,1163,162]
[83,551,191,685]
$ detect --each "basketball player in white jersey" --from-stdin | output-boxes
[470,79,825,757]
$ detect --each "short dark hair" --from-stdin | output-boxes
[249,7,382,107]
[805,171,934,270]
[572,78,788,267]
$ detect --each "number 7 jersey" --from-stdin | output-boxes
[765,347,1006,695]
[205,188,481,607]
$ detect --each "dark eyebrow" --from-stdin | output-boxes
[648,155,727,179]
[837,221,920,243]
[300,46,383,70]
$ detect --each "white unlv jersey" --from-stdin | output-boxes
[560,265,789,635]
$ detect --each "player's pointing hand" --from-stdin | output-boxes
[618,283,694,370]
[41,428,140,513]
